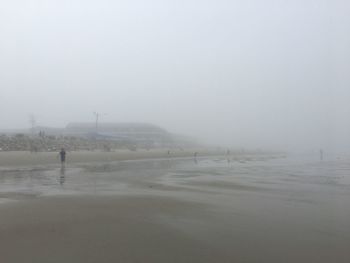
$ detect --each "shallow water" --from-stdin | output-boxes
[0,154,349,200]
[0,154,350,262]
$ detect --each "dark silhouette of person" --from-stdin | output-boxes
[59,148,66,164]
[320,149,323,161]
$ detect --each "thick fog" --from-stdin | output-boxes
[0,0,349,152]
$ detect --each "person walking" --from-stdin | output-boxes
[59,148,66,165]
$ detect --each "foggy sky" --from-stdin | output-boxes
[1,0,349,152]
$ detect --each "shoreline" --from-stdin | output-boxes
[0,149,279,168]
[0,149,202,168]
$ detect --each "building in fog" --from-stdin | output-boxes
[64,122,174,146]
[0,122,197,150]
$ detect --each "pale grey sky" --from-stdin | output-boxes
[0,0,349,151]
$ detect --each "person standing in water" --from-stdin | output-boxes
[59,148,66,165]
[320,149,323,161]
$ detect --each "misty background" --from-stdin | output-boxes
[0,0,349,152]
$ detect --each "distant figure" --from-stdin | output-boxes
[226,149,230,156]
[59,148,66,164]
[320,149,323,161]
[194,152,198,164]
[167,150,170,155]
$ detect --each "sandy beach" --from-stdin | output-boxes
[0,154,349,262]
[0,149,221,168]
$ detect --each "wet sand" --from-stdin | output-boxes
[0,196,223,263]
[0,156,349,262]
[0,149,217,167]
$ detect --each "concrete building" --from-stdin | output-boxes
[64,122,173,146]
